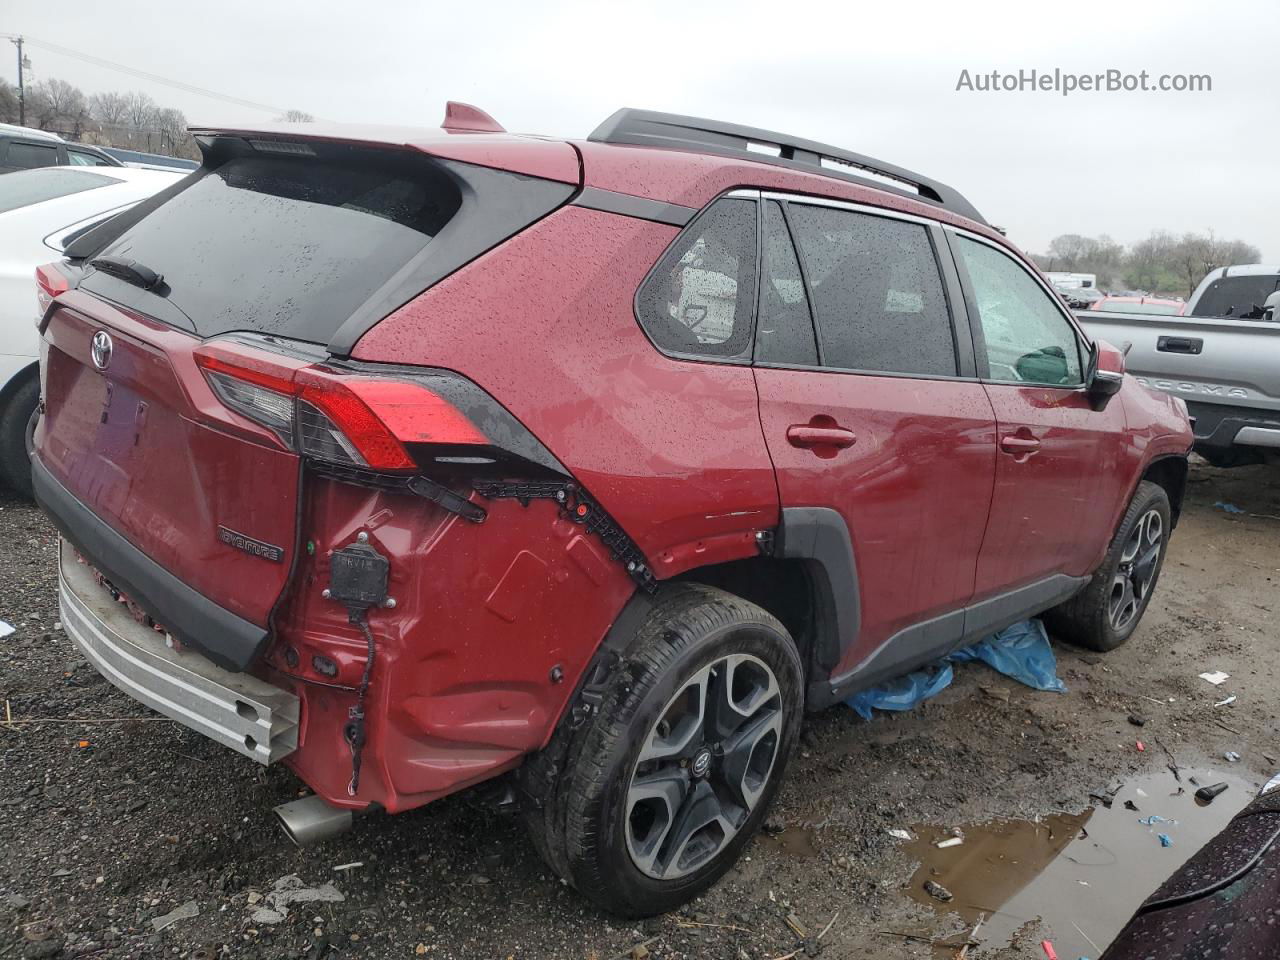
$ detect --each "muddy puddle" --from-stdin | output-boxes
[901,766,1265,957]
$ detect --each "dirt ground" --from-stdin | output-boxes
[1,457,1276,960]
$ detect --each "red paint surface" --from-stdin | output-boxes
[755,367,998,674]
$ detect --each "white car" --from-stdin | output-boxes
[1,165,186,496]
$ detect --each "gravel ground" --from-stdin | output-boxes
[1,458,1276,959]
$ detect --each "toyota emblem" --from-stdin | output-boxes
[90,331,113,371]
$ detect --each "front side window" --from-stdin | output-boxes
[636,198,757,359]
[955,236,1084,386]
[67,149,113,167]
[787,204,956,377]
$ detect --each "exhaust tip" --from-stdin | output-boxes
[273,795,354,848]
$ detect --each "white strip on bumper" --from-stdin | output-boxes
[58,540,299,764]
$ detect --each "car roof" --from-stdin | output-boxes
[0,121,64,143]
[1202,264,1280,279]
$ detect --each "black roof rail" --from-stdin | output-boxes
[588,108,986,226]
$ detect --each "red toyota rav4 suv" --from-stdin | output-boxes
[32,104,1192,916]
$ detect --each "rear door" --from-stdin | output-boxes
[753,196,998,684]
[947,231,1130,598]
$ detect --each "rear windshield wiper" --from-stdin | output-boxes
[90,255,164,291]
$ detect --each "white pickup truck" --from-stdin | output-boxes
[1077,264,1280,467]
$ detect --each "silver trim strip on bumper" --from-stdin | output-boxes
[1234,426,1280,449]
[58,540,299,764]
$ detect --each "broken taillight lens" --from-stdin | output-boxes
[193,345,489,472]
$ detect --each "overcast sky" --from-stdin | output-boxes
[5,0,1277,259]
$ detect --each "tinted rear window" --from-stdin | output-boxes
[85,151,463,342]
[0,168,119,213]
[1192,275,1280,318]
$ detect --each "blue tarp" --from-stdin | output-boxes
[846,619,1066,720]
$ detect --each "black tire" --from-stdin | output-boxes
[0,377,38,500]
[521,584,804,917]
[1045,480,1172,652]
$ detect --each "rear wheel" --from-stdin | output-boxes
[1046,480,1171,652]
[522,584,803,917]
[0,377,38,500]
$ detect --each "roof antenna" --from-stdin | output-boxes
[441,101,506,133]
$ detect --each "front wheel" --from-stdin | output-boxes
[522,584,803,917]
[1046,480,1172,652]
[0,377,39,500]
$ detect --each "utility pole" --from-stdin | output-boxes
[10,36,25,125]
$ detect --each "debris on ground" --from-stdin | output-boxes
[1199,670,1230,685]
[1127,714,1146,727]
[1135,741,1145,752]
[0,620,13,639]
[1157,833,1173,847]
[934,836,964,849]
[1225,751,1242,763]
[887,828,914,841]
[922,880,953,902]
[847,619,1065,719]
[1195,783,1229,803]
[1213,501,1246,514]
[1215,696,1237,707]
[152,900,199,931]
[249,874,345,925]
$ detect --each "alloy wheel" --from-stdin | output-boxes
[1110,508,1163,631]
[625,653,783,880]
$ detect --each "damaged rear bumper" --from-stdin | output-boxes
[58,539,299,764]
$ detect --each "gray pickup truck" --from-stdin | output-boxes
[1078,264,1280,466]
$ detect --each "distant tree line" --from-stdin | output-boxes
[0,74,313,160]
[1031,231,1262,297]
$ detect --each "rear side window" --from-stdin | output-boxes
[756,201,818,366]
[5,141,59,169]
[0,168,118,213]
[636,198,758,360]
[787,204,956,377]
[1192,275,1280,318]
[86,151,464,343]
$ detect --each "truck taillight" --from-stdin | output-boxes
[35,262,71,321]
[193,348,490,472]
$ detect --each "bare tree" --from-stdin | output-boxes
[152,106,188,153]
[27,78,90,133]
[0,79,18,125]
[124,90,157,129]
[275,109,315,122]
[89,91,130,125]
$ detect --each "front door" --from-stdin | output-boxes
[947,231,1130,601]
[753,198,998,684]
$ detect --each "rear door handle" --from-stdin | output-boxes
[999,434,1041,456]
[786,424,857,450]
[1157,336,1203,355]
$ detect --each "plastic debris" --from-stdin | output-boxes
[1199,671,1230,685]
[1215,696,1237,707]
[152,900,198,931]
[935,837,964,849]
[1138,815,1170,826]
[887,828,914,841]
[1262,773,1280,796]
[847,619,1065,720]
[1158,833,1173,847]
[923,879,953,902]
[1225,751,1242,763]
[1041,941,1058,960]
[1213,501,1246,514]
[249,874,345,925]
[1194,783,1229,803]
[1136,741,1146,752]
[0,621,13,639]
[1123,800,1139,811]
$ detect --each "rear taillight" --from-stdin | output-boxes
[193,346,489,473]
[35,262,71,320]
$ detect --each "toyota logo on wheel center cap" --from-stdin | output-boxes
[91,331,113,371]
[691,748,712,779]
